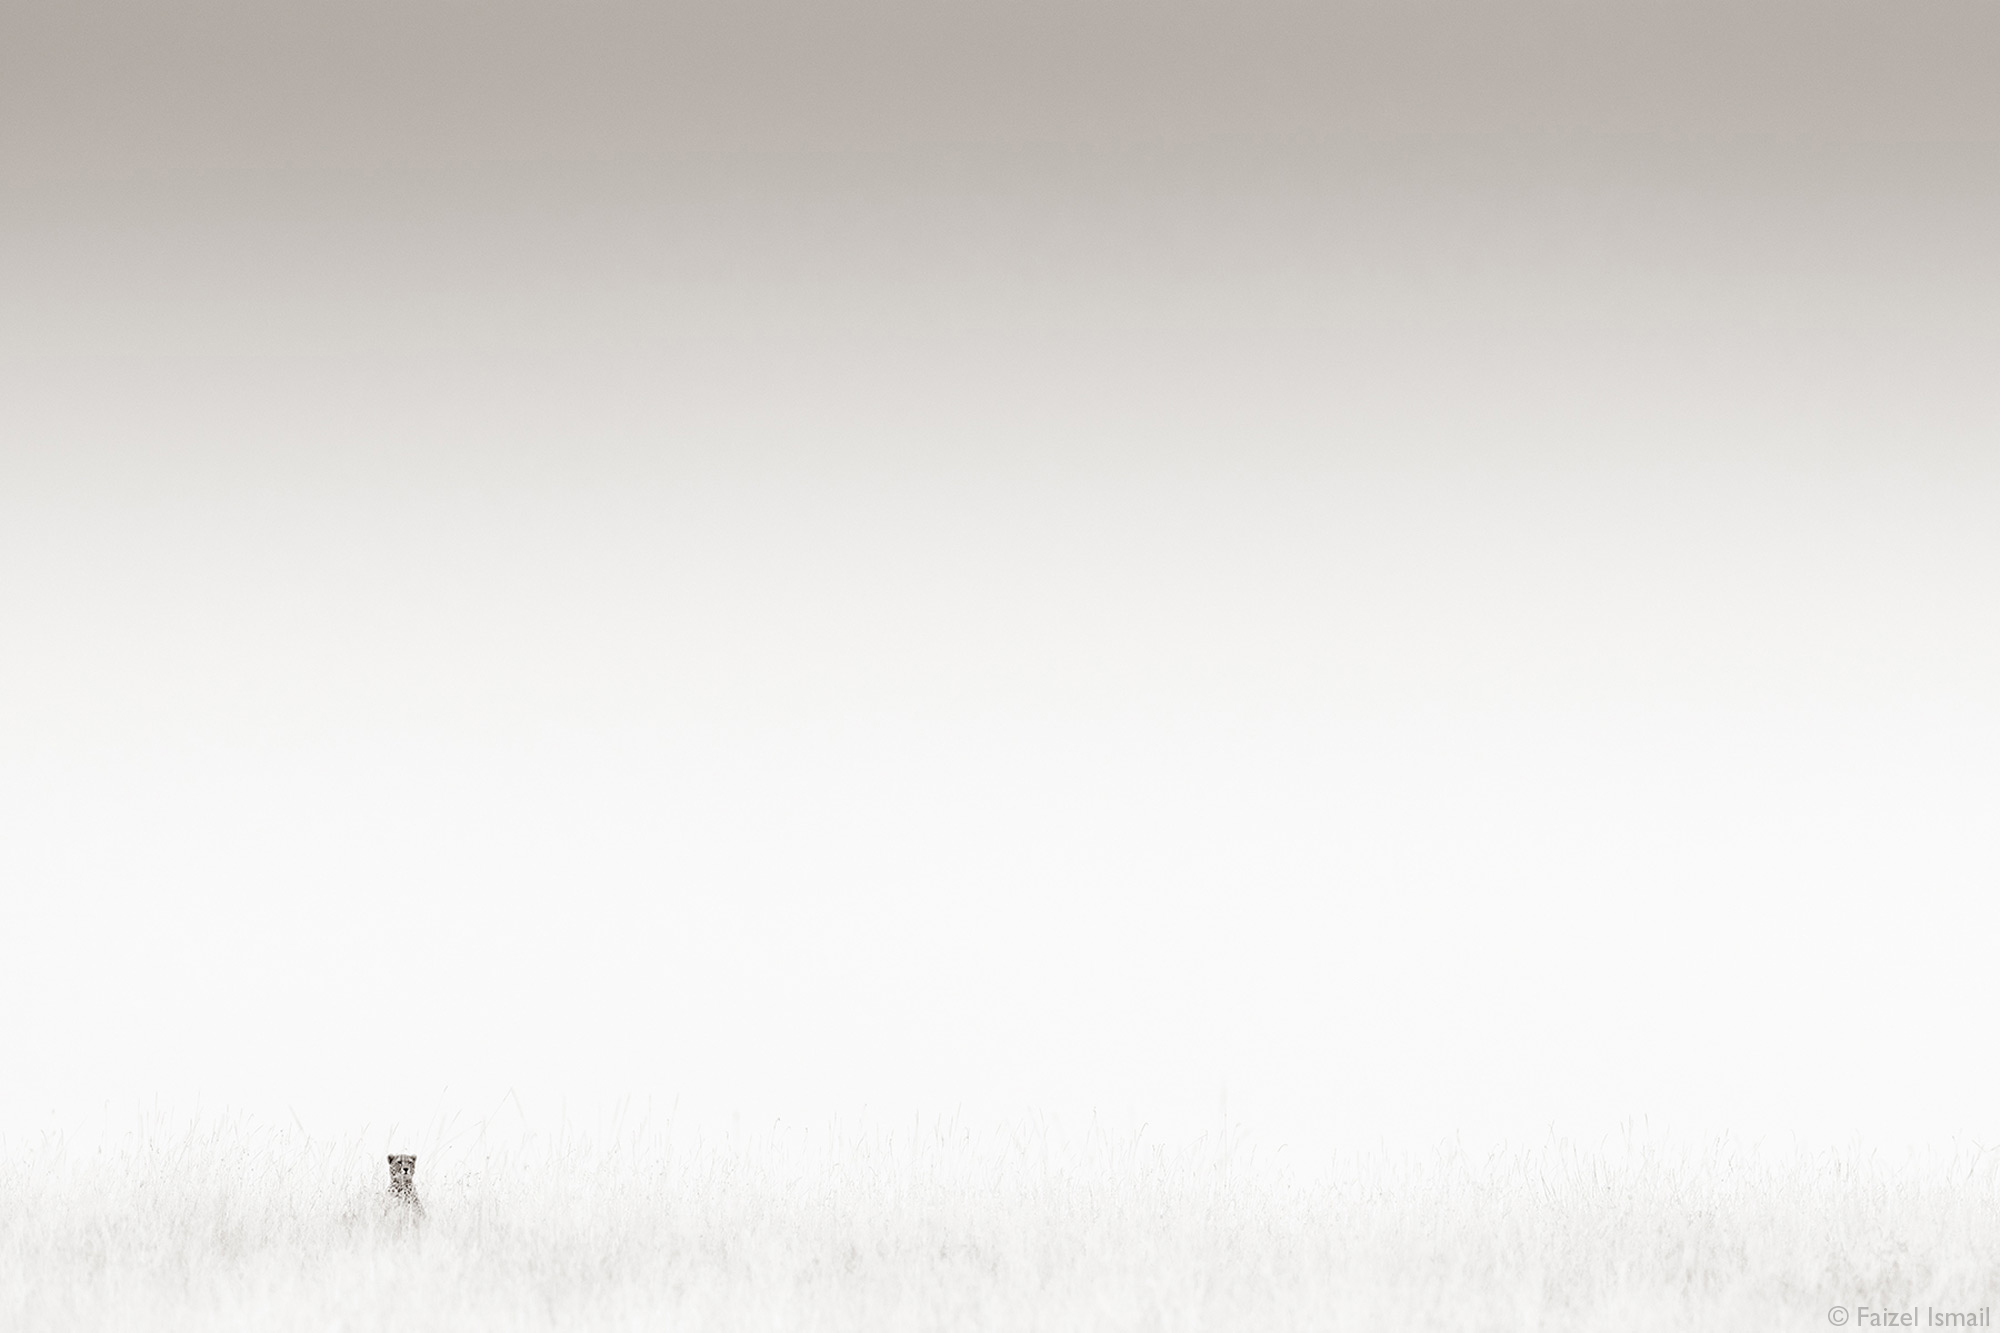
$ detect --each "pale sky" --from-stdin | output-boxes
[4,0,1998,1158]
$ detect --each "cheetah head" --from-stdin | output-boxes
[387,1155,417,1190]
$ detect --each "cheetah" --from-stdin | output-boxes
[386,1154,426,1224]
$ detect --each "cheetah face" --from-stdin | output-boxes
[388,1155,417,1188]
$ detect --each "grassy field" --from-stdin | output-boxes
[5,1116,1998,1331]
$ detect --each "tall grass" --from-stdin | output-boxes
[6,1115,1998,1330]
